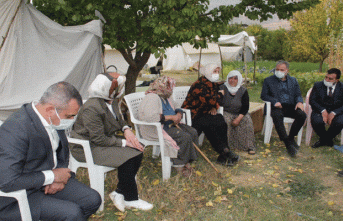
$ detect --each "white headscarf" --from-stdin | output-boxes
[200,63,221,82]
[88,73,126,100]
[224,70,243,94]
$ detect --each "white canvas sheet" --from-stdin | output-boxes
[217,31,256,53]
[0,0,103,112]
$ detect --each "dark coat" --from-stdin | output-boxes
[260,74,303,106]
[309,81,343,115]
[70,97,141,168]
[0,103,70,220]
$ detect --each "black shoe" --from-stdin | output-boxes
[286,144,297,158]
[290,139,300,151]
[216,154,234,167]
[338,170,343,177]
[226,151,240,163]
[312,140,327,148]
[327,139,334,147]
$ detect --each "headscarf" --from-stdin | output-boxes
[200,63,221,81]
[145,76,176,99]
[88,72,126,100]
[224,70,243,94]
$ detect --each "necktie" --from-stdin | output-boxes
[329,87,333,97]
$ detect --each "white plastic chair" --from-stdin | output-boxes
[261,101,303,145]
[67,137,116,212]
[305,88,343,145]
[172,86,223,146]
[0,189,32,221]
[124,92,192,180]
[0,120,32,221]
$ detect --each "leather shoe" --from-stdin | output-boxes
[290,139,299,151]
[312,140,327,148]
[226,151,240,163]
[216,154,234,166]
[286,144,297,158]
[338,170,343,177]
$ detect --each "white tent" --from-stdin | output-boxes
[0,0,103,119]
[221,46,253,62]
[217,31,256,52]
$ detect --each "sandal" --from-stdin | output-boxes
[248,149,256,155]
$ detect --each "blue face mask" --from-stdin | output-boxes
[50,108,76,130]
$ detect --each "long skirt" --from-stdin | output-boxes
[223,112,256,152]
[165,124,198,165]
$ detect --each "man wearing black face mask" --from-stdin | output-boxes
[0,82,101,220]
[310,68,343,149]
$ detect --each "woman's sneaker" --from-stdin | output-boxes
[109,191,125,212]
[124,199,153,211]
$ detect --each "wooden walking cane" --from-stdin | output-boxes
[175,124,221,175]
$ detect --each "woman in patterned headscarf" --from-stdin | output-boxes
[138,76,198,177]
[70,72,153,212]
[182,63,239,166]
[219,70,256,155]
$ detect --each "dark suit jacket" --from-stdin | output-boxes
[309,81,343,115]
[0,103,70,220]
[261,74,303,106]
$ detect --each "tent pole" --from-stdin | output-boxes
[198,47,202,78]
[243,37,248,84]
[218,45,223,80]
[0,0,22,52]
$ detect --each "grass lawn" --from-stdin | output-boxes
[84,68,343,221]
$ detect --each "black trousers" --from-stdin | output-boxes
[192,114,229,154]
[270,104,307,142]
[116,153,143,201]
[39,177,102,221]
[311,112,343,142]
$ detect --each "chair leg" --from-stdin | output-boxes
[305,122,313,146]
[161,156,171,181]
[88,168,105,212]
[264,116,273,144]
[15,191,32,221]
[198,132,205,146]
[297,126,303,146]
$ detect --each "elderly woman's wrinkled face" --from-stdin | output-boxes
[228,76,238,87]
[213,67,220,75]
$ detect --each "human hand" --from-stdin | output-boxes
[328,112,335,125]
[231,114,243,127]
[173,113,182,125]
[44,182,65,195]
[209,108,217,115]
[52,168,71,184]
[124,129,144,151]
[295,102,304,111]
[322,110,328,124]
[218,90,224,95]
[274,102,282,108]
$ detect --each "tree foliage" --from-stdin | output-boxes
[32,0,320,93]
[284,0,343,72]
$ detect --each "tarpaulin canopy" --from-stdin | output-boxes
[217,31,256,53]
[0,0,103,115]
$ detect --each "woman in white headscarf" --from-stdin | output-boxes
[219,70,256,154]
[70,72,153,212]
[182,63,239,166]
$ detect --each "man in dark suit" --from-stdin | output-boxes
[0,82,101,220]
[261,60,307,157]
[310,68,343,149]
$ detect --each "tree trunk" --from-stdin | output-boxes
[125,65,141,94]
[319,60,323,73]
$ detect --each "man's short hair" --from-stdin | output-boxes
[327,68,341,80]
[276,60,290,69]
[39,82,83,110]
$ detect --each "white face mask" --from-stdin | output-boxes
[275,71,285,79]
[50,108,76,130]
[210,74,220,82]
[323,79,334,87]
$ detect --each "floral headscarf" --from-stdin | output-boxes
[88,72,126,100]
[200,63,221,81]
[224,70,243,94]
[145,76,176,99]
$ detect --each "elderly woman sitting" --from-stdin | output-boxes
[69,72,153,212]
[219,70,256,154]
[181,63,239,166]
[138,76,198,177]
